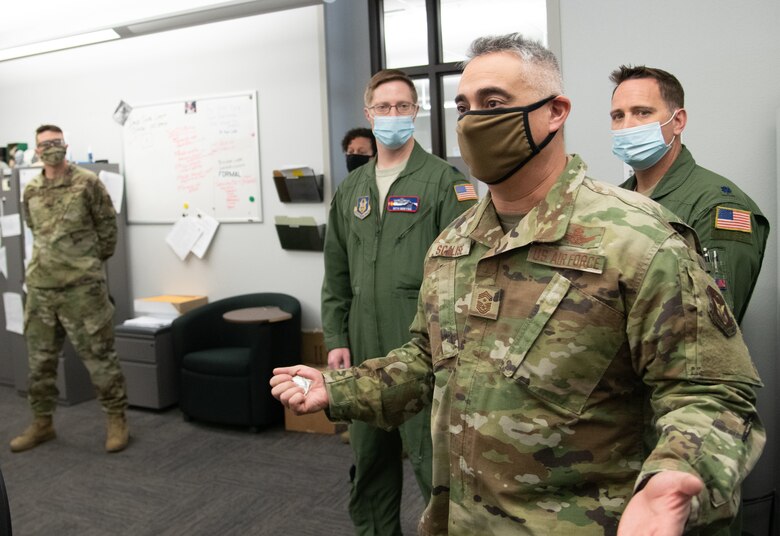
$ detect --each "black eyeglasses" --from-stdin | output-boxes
[367,102,417,116]
[37,139,66,149]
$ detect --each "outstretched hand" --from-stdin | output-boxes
[270,365,329,415]
[617,470,704,536]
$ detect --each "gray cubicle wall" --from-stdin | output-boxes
[0,167,27,387]
[8,164,132,405]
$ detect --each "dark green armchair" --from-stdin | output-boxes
[171,293,301,430]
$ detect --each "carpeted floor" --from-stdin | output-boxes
[0,385,425,535]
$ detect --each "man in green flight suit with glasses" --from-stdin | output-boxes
[609,65,769,325]
[322,69,477,535]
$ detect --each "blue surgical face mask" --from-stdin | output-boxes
[372,116,415,149]
[611,111,678,170]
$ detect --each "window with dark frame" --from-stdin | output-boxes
[368,0,548,176]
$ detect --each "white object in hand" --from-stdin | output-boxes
[292,375,312,396]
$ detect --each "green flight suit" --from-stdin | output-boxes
[322,141,476,535]
[324,155,764,535]
[620,146,769,324]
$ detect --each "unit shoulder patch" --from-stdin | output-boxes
[706,285,737,337]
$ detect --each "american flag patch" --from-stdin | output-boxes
[715,206,752,233]
[454,183,477,201]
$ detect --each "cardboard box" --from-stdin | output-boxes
[301,329,326,366]
[284,407,347,435]
[133,295,208,317]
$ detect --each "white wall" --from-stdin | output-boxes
[559,0,780,522]
[0,6,330,329]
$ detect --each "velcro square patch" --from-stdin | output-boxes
[714,206,752,233]
[454,183,477,201]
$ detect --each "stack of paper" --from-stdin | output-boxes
[273,166,315,178]
[133,295,208,317]
[122,316,174,328]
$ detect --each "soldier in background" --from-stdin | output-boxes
[10,124,129,454]
[610,65,769,324]
[273,34,764,535]
[341,127,377,173]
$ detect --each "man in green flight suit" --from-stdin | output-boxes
[610,65,769,324]
[274,34,765,535]
[10,124,129,454]
[322,69,477,535]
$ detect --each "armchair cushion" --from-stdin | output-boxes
[183,348,251,376]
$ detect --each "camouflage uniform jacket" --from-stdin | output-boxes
[620,145,769,324]
[23,164,117,288]
[325,155,764,535]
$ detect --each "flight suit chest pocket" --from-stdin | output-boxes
[502,272,624,415]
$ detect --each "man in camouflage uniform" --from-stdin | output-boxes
[272,34,764,535]
[10,124,129,454]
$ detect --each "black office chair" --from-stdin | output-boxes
[0,464,11,536]
[171,293,301,430]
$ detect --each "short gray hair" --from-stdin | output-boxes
[464,33,563,98]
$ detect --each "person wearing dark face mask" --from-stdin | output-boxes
[341,127,376,173]
[610,65,768,326]
[10,124,130,455]
[321,70,476,536]
[273,34,764,535]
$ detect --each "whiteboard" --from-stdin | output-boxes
[123,92,262,223]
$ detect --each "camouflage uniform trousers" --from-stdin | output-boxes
[24,281,128,416]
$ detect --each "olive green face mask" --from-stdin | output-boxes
[40,146,67,166]
[456,95,558,185]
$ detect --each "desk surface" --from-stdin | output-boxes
[222,306,292,324]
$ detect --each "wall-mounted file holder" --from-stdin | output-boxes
[273,168,324,202]
[274,216,326,252]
